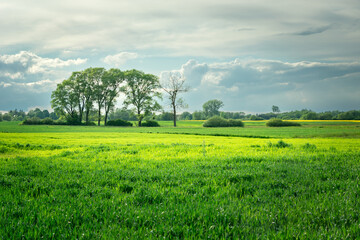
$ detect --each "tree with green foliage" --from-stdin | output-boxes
[42,110,50,118]
[272,105,280,113]
[51,79,80,123]
[26,108,54,120]
[161,72,189,127]
[108,108,137,121]
[250,115,264,120]
[68,71,86,123]
[8,109,26,121]
[123,69,162,127]
[301,112,318,120]
[156,111,174,121]
[179,111,192,120]
[102,68,125,125]
[77,69,96,124]
[86,68,107,126]
[2,113,11,121]
[318,112,333,120]
[51,68,125,125]
[0,112,2,121]
[202,99,224,118]
[337,110,360,120]
[192,110,205,120]
[27,108,43,119]
[49,112,59,120]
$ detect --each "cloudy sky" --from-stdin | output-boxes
[1,0,359,113]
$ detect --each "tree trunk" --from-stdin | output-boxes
[137,109,141,127]
[98,107,101,126]
[104,109,109,126]
[85,109,89,124]
[78,104,83,124]
[173,105,177,127]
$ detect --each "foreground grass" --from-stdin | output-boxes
[1,121,360,238]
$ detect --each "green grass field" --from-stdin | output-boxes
[1,121,360,238]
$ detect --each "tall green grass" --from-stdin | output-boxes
[1,122,360,238]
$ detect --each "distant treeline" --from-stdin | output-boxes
[177,109,360,121]
[252,109,360,120]
[0,108,59,122]
[1,108,360,123]
[107,108,360,121]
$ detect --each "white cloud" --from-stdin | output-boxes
[0,51,87,75]
[0,82,11,88]
[201,72,227,85]
[103,52,138,67]
[1,79,56,93]
[0,51,88,110]
[166,58,360,112]
[1,72,24,79]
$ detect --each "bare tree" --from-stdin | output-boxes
[161,72,190,127]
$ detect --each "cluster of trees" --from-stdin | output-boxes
[175,99,244,120]
[0,108,59,122]
[51,68,126,126]
[51,68,162,126]
[50,68,189,127]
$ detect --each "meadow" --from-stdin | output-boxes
[1,120,360,238]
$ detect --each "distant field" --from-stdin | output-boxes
[1,120,360,238]
[1,120,360,138]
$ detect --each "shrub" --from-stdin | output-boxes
[141,120,160,127]
[203,116,229,127]
[53,121,67,125]
[268,140,292,148]
[22,117,42,125]
[41,117,54,125]
[266,119,301,127]
[106,119,133,127]
[2,113,12,121]
[65,115,82,125]
[203,116,244,127]
[228,119,245,127]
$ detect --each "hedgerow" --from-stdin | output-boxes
[141,120,160,127]
[106,119,133,127]
[266,118,301,127]
[203,116,244,127]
